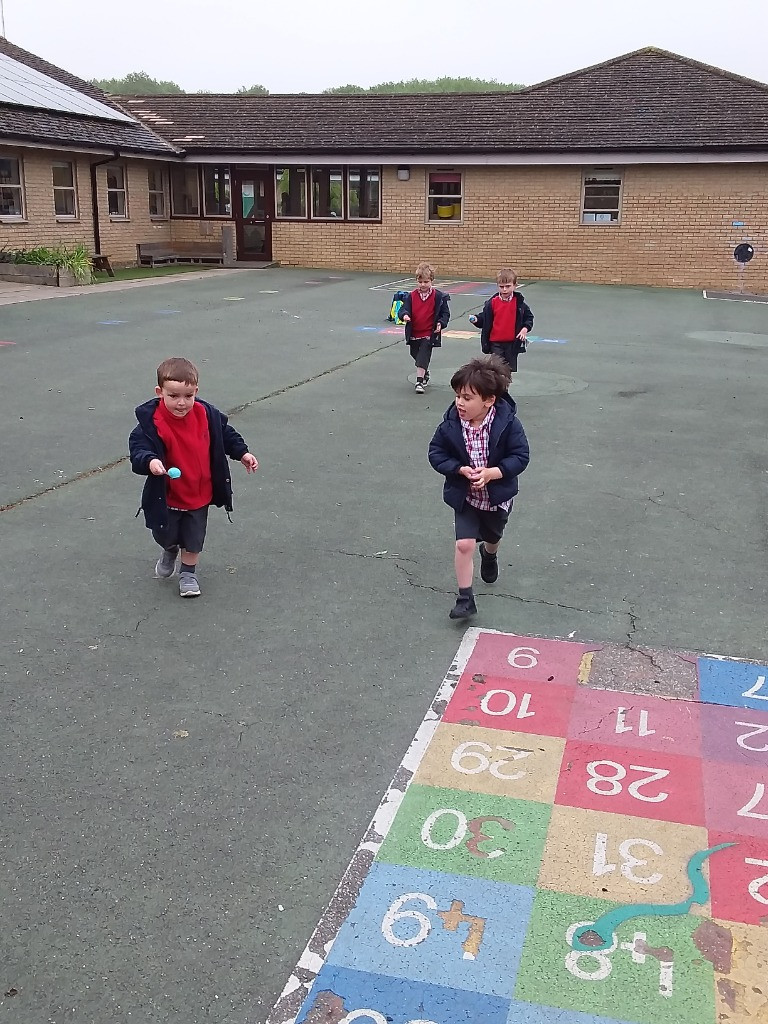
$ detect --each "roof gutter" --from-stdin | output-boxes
[90,151,118,256]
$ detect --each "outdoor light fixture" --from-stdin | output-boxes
[397,167,410,181]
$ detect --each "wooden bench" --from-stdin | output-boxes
[136,241,224,267]
[92,253,114,277]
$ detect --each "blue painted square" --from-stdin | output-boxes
[325,862,534,998]
[295,964,510,1023]
[697,656,768,712]
[506,999,633,1023]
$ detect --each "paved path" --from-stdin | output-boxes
[1,268,767,1023]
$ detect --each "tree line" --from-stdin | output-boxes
[91,71,523,95]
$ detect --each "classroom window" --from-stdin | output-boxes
[311,167,343,219]
[52,161,77,218]
[106,164,128,217]
[348,167,380,220]
[202,165,231,217]
[582,168,622,223]
[0,156,24,218]
[148,168,166,218]
[275,167,307,218]
[170,165,200,216]
[428,170,462,221]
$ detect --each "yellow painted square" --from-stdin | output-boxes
[538,805,711,912]
[413,722,565,803]
[713,918,768,1022]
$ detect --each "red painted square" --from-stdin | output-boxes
[701,702,768,768]
[462,633,598,689]
[568,688,702,757]
[702,760,768,839]
[708,830,768,925]
[443,673,575,737]
[555,739,705,827]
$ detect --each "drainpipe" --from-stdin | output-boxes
[90,151,119,254]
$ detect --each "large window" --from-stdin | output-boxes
[428,170,462,221]
[170,166,200,216]
[582,168,622,223]
[203,166,231,217]
[348,167,380,220]
[106,164,128,217]
[311,167,343,219]
[0,157,24,218]
[148,168,166,218]
[275,167,307,218]
[52,161,77,218]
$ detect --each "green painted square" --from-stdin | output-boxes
[376,783,551,885]
[515,890,716,1024]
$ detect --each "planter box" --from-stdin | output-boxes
[0,264,82,287]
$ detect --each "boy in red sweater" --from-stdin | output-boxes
[400,262,450,393]
[129,357,258,598]
[469,268,534,373]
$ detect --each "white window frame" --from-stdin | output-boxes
[347,166,381,221]
[106,164,128,219]
[148,167,167,219]
[52,161,78,219]
[310,166,344,220]
[275,167,308,219]
[427,169,463,223]
[0,155,25,220]
[202,165,232,218]
[581,167,623,225]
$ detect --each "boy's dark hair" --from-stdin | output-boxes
[157,357,199,387]
[451,355,511,399]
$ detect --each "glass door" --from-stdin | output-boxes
[233,169,273,261]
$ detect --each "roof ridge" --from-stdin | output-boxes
[522,45,768,94]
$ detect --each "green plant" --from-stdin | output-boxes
[11,243,93,283]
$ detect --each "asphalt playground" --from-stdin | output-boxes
[1,266,767,1023]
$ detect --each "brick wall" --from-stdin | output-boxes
[0,146,172,264]
[273,164,768,293]
[3,152,766,290]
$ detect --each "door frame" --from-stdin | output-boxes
[232,166,274,261]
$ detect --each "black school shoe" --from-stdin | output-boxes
[479,543,499,584]
[449,594,478,620]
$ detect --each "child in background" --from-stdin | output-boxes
[129,357,258,598]
[400,262,450,393]
[429,355,530,620]
[469,268,533,373]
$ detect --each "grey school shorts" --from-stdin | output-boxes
[152,506,209,553]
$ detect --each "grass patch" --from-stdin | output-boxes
[93,264,222,284]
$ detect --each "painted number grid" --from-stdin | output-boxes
[273,632,768,1024]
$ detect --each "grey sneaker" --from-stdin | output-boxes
[155,547,179,578]
[179,572,201,598]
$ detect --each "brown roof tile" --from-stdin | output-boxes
[118,47,768,155]
[0,38,177,155]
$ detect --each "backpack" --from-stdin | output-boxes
[387,289,409,324]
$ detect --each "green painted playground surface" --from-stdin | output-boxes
[1,267,767,1022]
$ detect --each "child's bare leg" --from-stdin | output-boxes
[455,538,476,589]
[482,540,500,555]
[180,550,199,570]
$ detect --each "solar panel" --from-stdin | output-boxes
[0,52,134,122]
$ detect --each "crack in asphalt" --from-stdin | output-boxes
[0,339,402,515]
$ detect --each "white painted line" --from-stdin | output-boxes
[266,627,485,1024]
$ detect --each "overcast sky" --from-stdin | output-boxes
[3,0,768,93]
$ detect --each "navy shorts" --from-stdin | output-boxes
[488,340,524,372]
[152,506,209,553]
[454,501,511,545]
